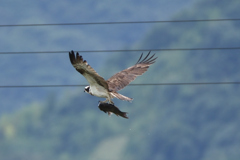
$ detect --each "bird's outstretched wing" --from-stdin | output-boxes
[107,51,157,92]
[69,50,108,89]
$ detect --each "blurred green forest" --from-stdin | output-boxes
[0,0,197,113]
[1,0,240,159]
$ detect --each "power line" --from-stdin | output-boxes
[1,47,240,55]
[0,18,239,28]
[1,82,240,88]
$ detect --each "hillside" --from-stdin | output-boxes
[0,0,240,159]
[0,0,197,113]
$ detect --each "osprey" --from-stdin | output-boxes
[69,50,157,104]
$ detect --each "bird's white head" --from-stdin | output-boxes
[84,86,90,94]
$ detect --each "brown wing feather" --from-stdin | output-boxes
[69,50,108,89]
[107,51,157,92]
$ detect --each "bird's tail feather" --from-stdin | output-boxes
[111,92,133,102]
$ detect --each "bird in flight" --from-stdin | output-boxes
[69,50,157,104]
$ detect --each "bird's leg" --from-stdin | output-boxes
[101,99,114,104]
[99,95,114,104]
[107,94,114,104]
[100,99,108,103]
[108,100,114,104]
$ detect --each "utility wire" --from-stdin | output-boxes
[1,82,240,88]
[0,18,239,27]
[1,47,240,55]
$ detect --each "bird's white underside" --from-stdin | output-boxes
[89,85,109,98]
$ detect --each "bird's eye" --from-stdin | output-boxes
[84,86,90,92]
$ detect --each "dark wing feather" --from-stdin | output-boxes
[107,51,157,92]
[69,50,108,89]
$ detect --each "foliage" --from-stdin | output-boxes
[0,0,240,159]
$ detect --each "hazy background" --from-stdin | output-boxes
[0,0,240,159]
[0,0,197,112]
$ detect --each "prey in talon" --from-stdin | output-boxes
[98,102,128,119]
